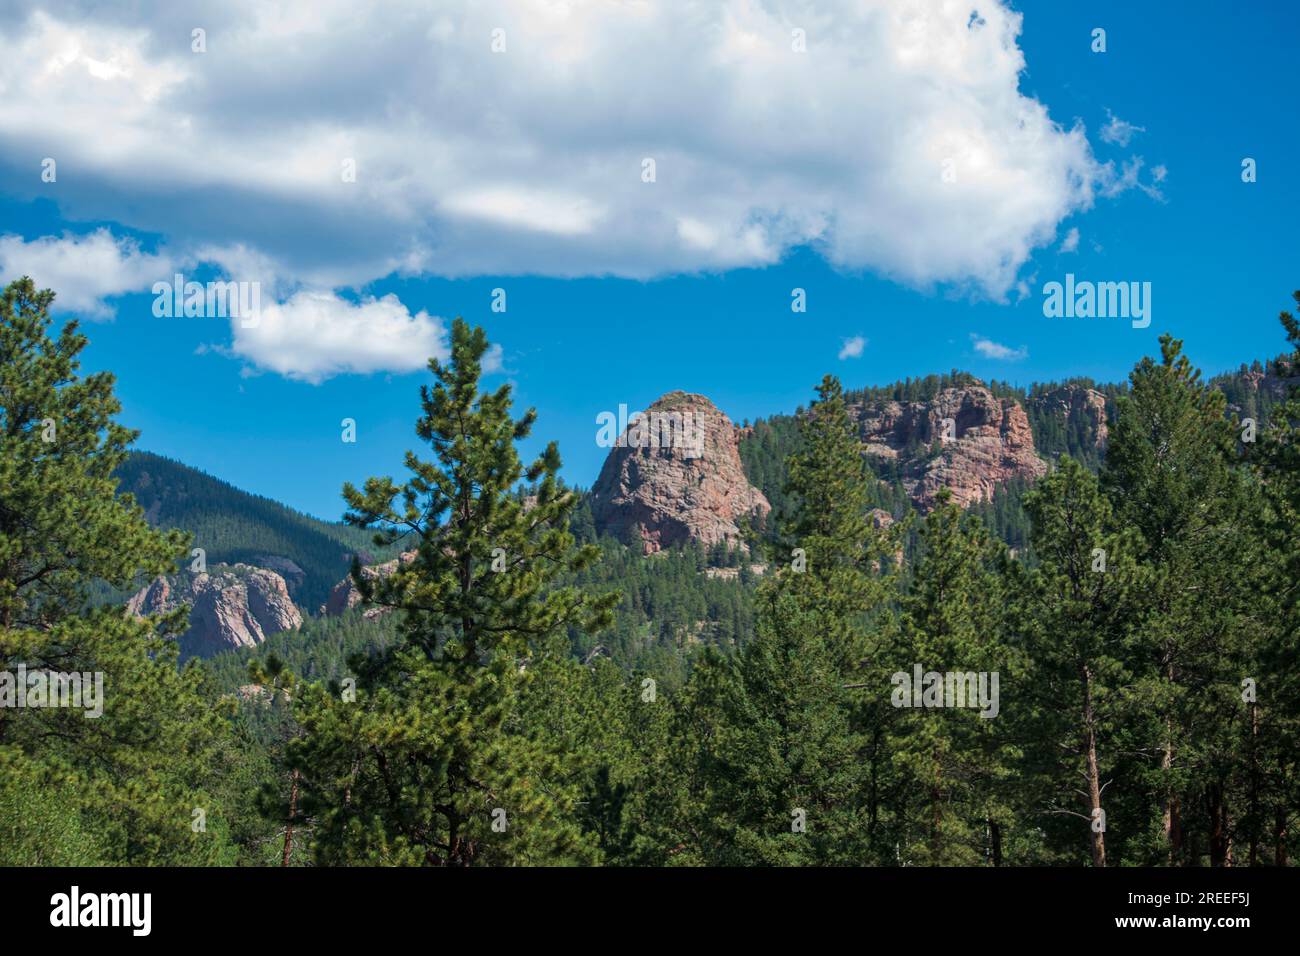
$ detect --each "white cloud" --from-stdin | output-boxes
[1059,227,1080,254]
[1100,156,1165,202]
[1099,110,1145,147]
[0,229,464,383]
[0,229,172,318]
[970,333,1026,361]
[230,291,449,384]
[0,1,1114,299]
[838,335,867,360]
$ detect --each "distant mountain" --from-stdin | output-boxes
[115,451,397,613]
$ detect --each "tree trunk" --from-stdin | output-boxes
[867,724,880,843]
[1275,807,1289,867]
[1157,649,1185,866]
[1207,782,1229,867]
[987,819,1003,867]
[281,769,300,867]
[1082,665,1106,867]
[1247,702,1260,866]
[929,758,943,861]
[1162,715,1182,864]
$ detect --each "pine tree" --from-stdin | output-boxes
[0,277,240,864]
[687,590,872,864]
[1101,334,1259,864]
[289,318,616,865]
[0,278,185,632]
[773,375,895,670]
[1015,456,1145,866]
[682,375,898,863]
[1250,291,1300,866]
[887,493,1016,865]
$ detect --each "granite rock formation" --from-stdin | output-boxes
[591,391,771,553]
[126,563,303,660]
[852,385,1046,510]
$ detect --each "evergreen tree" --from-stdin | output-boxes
[0,278,185,631]
[684,375,899,863]
[773,375,895,670]
[887,493,1017,865]
[0,277,241,865]
[289,318,616,865]
[1250,291,1300,865]
[1102,334,1260,864]
[1014,457,1145,866]
[687,590,872,864]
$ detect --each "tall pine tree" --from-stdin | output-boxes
[289,318,615,865]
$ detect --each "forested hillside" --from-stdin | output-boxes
[114,451,398,611]
[740,362,1292,557]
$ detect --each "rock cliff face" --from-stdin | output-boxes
[852,386,1046,510]
[126,564,303,660]
[590,391,771,553]
[1032,385,1110,450]
[322,550,418,617]
[250,554,307,595]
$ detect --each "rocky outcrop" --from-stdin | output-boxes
[590,392,771,554]
[126,564,303,660]
[1221,368,1299,416]
[322,550,417,617]
[852,386,1046,510]
[250,554,307,595]
[1032,385,1110,450]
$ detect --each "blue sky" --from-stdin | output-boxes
[0,0,1297,520]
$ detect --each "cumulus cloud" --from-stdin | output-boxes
[0,229,172,318]
[1059,227,1080,254]
[970,333,1026,361]
[230,291,449,384]
[838,335,867,360]
[0,0,1114,300]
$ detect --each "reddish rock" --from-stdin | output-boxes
[590,391,771,554]
[126,564,303,660]
[853,386,1046,511]
[322,550,417,616]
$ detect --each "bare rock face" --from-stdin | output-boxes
[590,391,771,554]
[126,564,303,660]
[322,551,417,617]
[853,386,1046,510]
[250,554,307,595]
[1033,385,1110,450]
